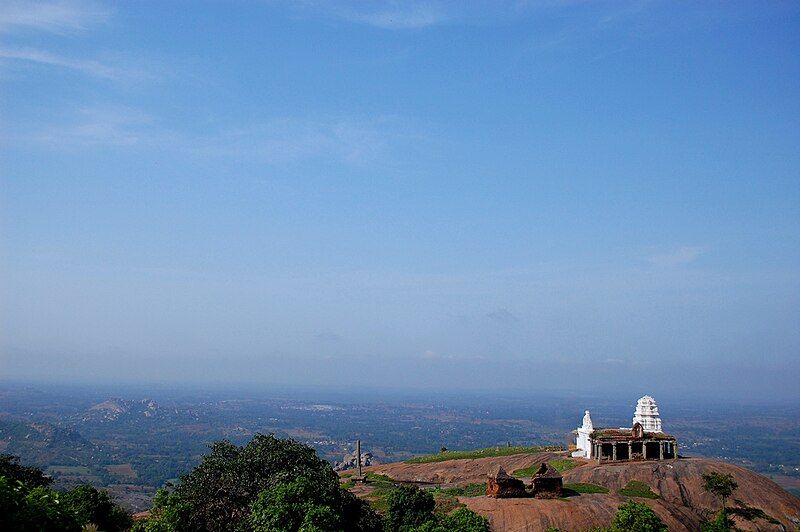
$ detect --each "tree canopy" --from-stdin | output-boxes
[142,433,381,532]
[702,472,738,508]
[610,500,668,532]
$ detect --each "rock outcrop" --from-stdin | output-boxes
[356,453,800,531]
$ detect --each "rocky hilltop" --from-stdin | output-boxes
[358,453,800,531]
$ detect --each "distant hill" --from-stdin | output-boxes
[84,398,160,423]
[360,453,800,531]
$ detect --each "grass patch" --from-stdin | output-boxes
[549,459,579,472]
[619,480,659,499]
[728,506,780,525]
[406,445,562,464]
[431,483,485,514]
[339,471,354,478]
[513,458,579,477]
[563,483,609,494]
[438,483,485,497]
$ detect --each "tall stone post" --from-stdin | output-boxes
[356,439,362,478]
[628,442,632,461]
[612,444,617,461]
[642,442,647,460]
[659,442,664,460]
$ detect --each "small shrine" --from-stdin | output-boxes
[486,466,527,498]
[531,462,562,498]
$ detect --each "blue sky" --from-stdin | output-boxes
[1,1,798,397]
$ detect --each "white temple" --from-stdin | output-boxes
[632,395,663,433]
[572,410,593,458]
[573,395,669,460]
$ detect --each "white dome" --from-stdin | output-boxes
[632,395,663,432]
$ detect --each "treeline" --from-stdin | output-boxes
[0,454,132,531]
[136,433,490,531]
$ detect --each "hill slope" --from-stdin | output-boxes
[360,454,800,531]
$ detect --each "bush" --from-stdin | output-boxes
[140,434,381,532]
[611,500,667,532]
[61,484,132,531]
[0,476,81,532]
[0,454,52,487]
[249,476,339,531]
[386,485,435,531]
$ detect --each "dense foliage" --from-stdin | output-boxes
[0,456,131,531]
[385,484,436,530]
[384,484,488,532]
[62,484,133,531]
[141,433,382,532]
[0,453,53,487]
[702,472,738,507]
[610,501,668,532]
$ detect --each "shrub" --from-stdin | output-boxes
[385,485,435,531]
[611,500,667,532]
[61,484,132,532]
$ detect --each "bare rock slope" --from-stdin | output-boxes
[362,454,800,531]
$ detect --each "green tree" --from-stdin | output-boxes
[700,507,734,532]
[139,434,381,532]
[385,485,435,531]
[0,454,52,487]
[62,484,132,531]
[411,507,491,531]
[249,476,339,532]
[702,472,738,509]
[132,488,192,532]
[611,500,667,532]
[0,476,81,532]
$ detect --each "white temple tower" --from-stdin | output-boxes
[632,395,663,433]
[572,410,593,458]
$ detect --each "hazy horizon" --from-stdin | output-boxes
[2,1,799,399]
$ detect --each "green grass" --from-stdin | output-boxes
[563,483,609,494]
[618,480,659,499]
[430,483,485,514]
[405,445,562,464]
[437,483,486,497]
[360,473,398,514]
[549,459,579,472]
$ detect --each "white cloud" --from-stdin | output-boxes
[0,0,108,34]
[0,47,121,79]
[30,106,165,147]
[199,116,410,166]
[334,2,446,29]
[646,246,705,267]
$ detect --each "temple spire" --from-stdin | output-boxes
[632,395,663,433]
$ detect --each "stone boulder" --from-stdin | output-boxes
[486,466,527,498]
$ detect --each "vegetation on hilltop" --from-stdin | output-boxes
[136,433,490,531]
[0,455,132,531]
[405,445,562,464]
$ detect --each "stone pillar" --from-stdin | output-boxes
[642,441,647,460]
[628,442,632,461]
[659,442,664,460]
[356,439,362,478]
[674,442,678,460]
[612,444,617,461]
